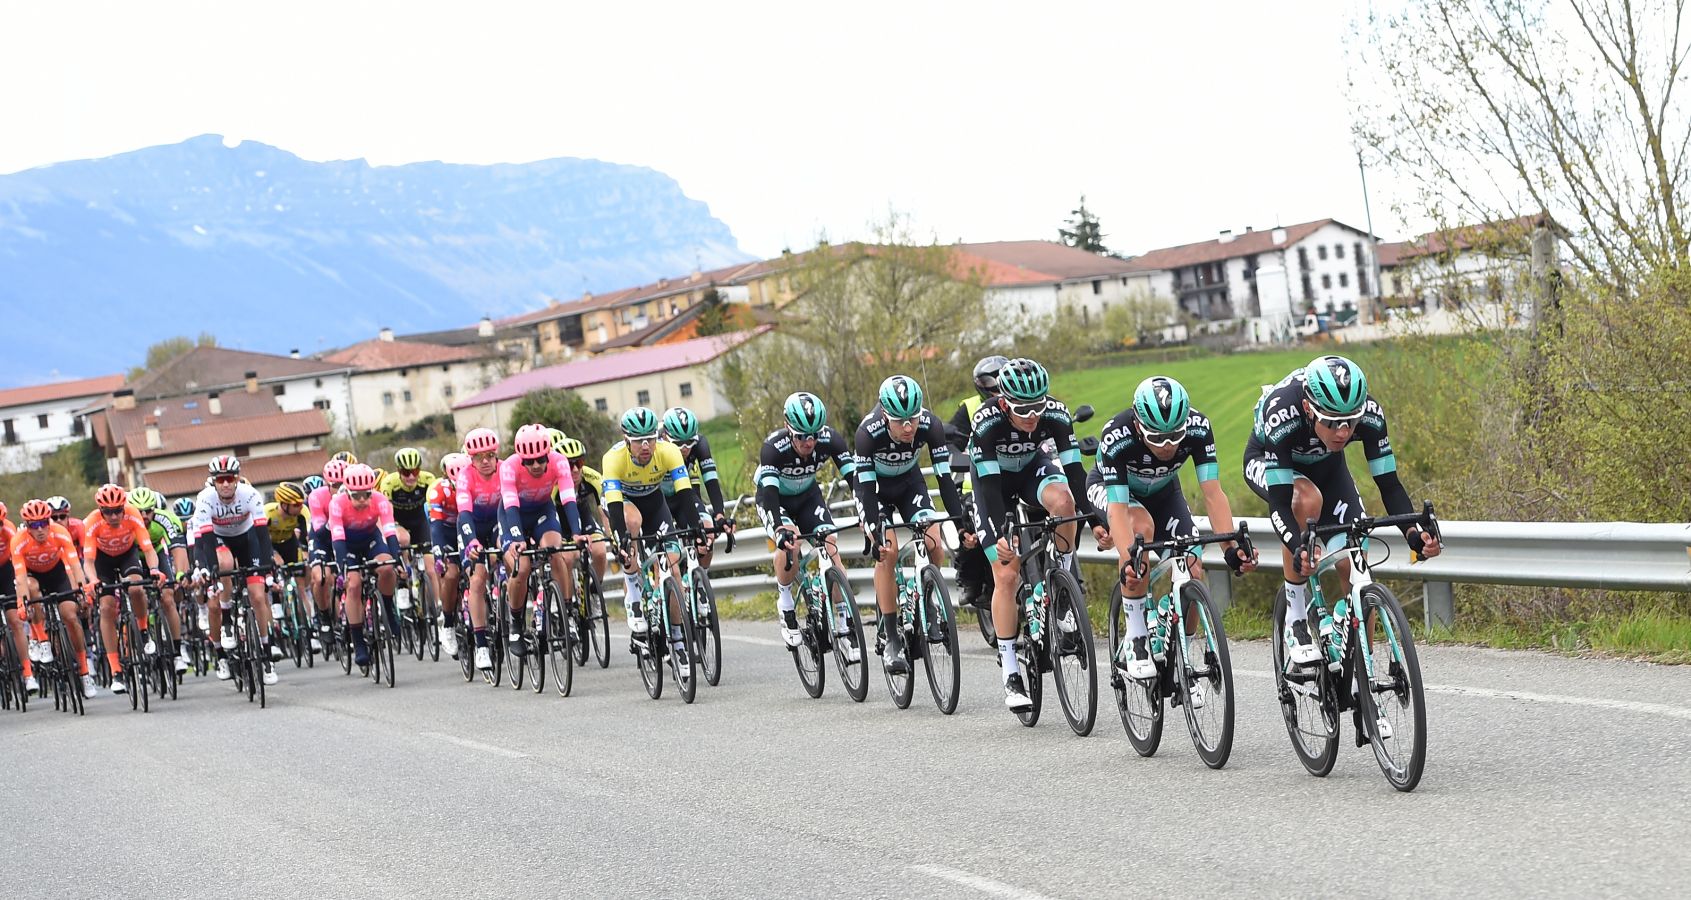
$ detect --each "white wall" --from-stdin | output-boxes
[454,362,732,439]
[986,284,1060,320]
[269,373,355,436]
[1288,222,1378,315]
[0,393,104,474]
[131,434,325,484]
[345,361,502,432]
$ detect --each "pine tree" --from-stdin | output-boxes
[1058,195,1111,254]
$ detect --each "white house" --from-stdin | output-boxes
[120,346,358,434]
[951,241,1144,321]
[0,374,123,473]
[322,329,507,432]
[1377,213,1562,322]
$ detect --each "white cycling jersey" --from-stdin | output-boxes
[191,482,267,538]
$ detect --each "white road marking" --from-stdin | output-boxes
[422,731,528,759]
[1234,669,1691,721]
[909,864,1063,900]
[721,633,788,647]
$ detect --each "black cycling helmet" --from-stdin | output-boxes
[973,355,1010,399]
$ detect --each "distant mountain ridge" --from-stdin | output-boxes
[0,135,752,386]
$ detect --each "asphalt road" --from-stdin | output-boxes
[4,620,1688,899]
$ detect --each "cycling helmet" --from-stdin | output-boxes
[1302,355,1368,416]
[973,355,1010,398]
[343,463,378,492]
[997,358,1050,403]
[546,427,568,454]
[619,407,659,439]
[514,423,552,460]
[1133,376,1191,434]
[661,407,699,442]
[463,427,500,455]
[128,487,161,514]
[173,497,196,519]
[302,475,325,494]
[208,454,241,476]
[783,392,827,435]
[323,459,348,485]
[0,500,7,521]
[877,375,924,419]
[393,447,423,471]
[274,482,306,506]
[558,438,585,460]
[441,452,470,481]
[21,499,51,523]
[331,450,358,465]
[95,483,128,510]
[46,496,70,514]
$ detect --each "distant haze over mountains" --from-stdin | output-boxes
[0,134,751,386]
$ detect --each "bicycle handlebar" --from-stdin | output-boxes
[1127,522,1255,577]
[1301,501,1440,566]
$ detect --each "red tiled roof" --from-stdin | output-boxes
[1390,214,1557,261]
[1121,219,1358,272]
[456,328,770,409]
[1377,241,1410,267]
[104,390,280,445]
[952,241,1138,284]
[124,408,331,460]
[143,449,330,496]
[321,338,480,370]
[126,347,350,400]
[0,374,124,409]
[494,259,787,327]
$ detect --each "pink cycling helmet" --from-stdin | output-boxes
[323,459,348,485]
[440,452,470,481]
[513,423,552,460]
[464,427,500,455]
[343,463,378,492]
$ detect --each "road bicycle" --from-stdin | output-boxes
[780,529,867,702]
[505,543,574,697]
[567,537,611,669]
[623,531,699,704]
[871,516,961,715]
[25,590,86,715]
[96,580,153,713]
[673,525,731,688]
[1,596,28,713]
[999,512,1098,735]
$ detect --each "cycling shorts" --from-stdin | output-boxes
[92,547,145,595]
[1242,448,1363,533]
[429,520,460,561]
[501,503,561,544]
[393,506,428,543]
[872,472,936,526]
[274,536,303,567]
[31,563,74,599]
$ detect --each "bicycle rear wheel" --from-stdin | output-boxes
[880,614,914,710]
[530,584,550,695]
[1272,587,1339,777]
[793,587,826,699]
[918,565,960,715]
[637,597,663,700]
[1047,568,1096,736]
[487,601,506,686]
[1109,589,1162,755]
[826,567,868,703]
[587,569,610,669]
[673,579,698,704]
[548,588,573,698]
[1173,580,1234,769]
[457,622,476,682]
[1014,629,1044,728]
[1354,584,1427,792]
[570,582,591,668]
[692,575,721,687]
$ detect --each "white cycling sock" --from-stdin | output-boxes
[1123,596,1149,639]
[1057,550,1075,572]
[999,639,1019,679]
[776,581,795,613]
[1284,581,1309,625]
[623,574,641,608]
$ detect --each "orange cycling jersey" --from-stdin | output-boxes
[0,520,13,566]
[82,509,155,559]
[11,523,78,579]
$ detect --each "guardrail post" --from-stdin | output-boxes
[1207,572,1232,610]
[1424,581,1454,631]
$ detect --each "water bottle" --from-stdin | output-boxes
[1318,613,1341,669]
[1026,583,1045,641]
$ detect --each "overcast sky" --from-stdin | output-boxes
[0,0,1414,259]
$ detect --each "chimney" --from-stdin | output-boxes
[478,316,495,337]
[1245,226,1254,233]
[244,370,259,394]
[289,348,301,359]
[1271,227,1288,245]
[207,391,221,416]
[379,327,394,342]
[113,388,136,411]
[144,416,161,450]
[1218,229,1236,244]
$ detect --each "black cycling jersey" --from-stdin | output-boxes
[1246,369,1412,551]
[968,397,1095,548]
[1094,406,1220,502]
[661,435,728,517]
[754,426,856,531]
[852,406,964,533]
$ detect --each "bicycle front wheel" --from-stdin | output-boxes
[1272,587,1338,777]
[1109,588,1162,755]
[1048,568,1096,736]
[826,567,868,703]
[1354,584,1427,792]
[793,587,826,699]
[692,575,722,687]
[1173,579,1234,769]
[918,565,960,715]
[548,589,573,697]
[673,578,699,704]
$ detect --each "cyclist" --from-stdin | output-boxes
[127,487,191,674]
[307,460,347,646]
[557,436,609,589]
[81,484,164,694]
[602,407,702,678]
[46,496,84,563]
[499,423,583,660]
[1244,355,1443,676]
[659,406,733,568]
[853,375,968,677]
[10,499,94,698]
[455,427,505,672]
[265,481,318,653]
[945,355,1008,611]
[189,455,280,685]
[0,501,30,694]
[426,451,469,658]
[330,463,401,670]
[756,391,857,651]
[378,447,436,617]
[1093,376,1257,680]
[968,357,1105,710]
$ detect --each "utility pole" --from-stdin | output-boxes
[1358,150,1385,325]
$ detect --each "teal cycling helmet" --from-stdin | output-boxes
[619,406,660,438]
[302,475,325,494]
[1133,376,1191,434]
[878,375,924,419]
[997,358,1050,403]
[783,392,827,435]
[1302,355,1368,416]
[172,497,195,519]
[661,407,699,442]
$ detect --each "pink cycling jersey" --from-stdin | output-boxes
[308,485,336,527]
[455,462,503,521]
[328,491,397,541]
[500,451,576,509]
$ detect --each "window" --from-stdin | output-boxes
[1318,245,1328,260]
[1354,241,1364,262]
[442,384,454,398]
[594,398,608,412]
[1359,272,1369,294]
[636,390,651,406]
[72,417,84,436]
[1335,244,1345,259]
[234,445,250,457]
[1339,273,1349,288]
[314,399,332,410]
[1297,247,1310,269]
[1321,274,1332,289]
[382,392,394,407]
[679,382,693,398]
[37,413,49,428]
[272,383,286,396]
[1091,280,1101,295]
[183,400,198,409]
[314,378,323,388]
[1,419,13,445]
[402,389,413,403]
[190,418,202,425]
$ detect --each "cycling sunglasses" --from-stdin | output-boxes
[348,490,373,502]
[1311,409,1364,430]
[787,428,820,443]
[1006,398,1049,418]
[674,438,699,451]
[213,474,240,485]
[1141,427,1186,448]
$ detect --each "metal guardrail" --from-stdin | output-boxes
[623,487,1691,631]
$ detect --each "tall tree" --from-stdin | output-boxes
[507,388,618,455]
[128,332,217,380]
[1058,195,1111,254]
